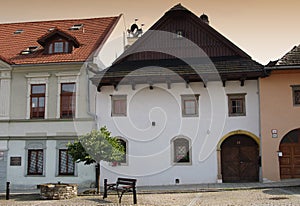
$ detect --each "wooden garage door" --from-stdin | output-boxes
[279,129,300,179]
[221,135,259,183]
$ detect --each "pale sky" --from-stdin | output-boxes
[0,0,299,64]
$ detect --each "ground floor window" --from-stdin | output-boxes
[172,137,191,164]
[117,138,127,165]
[28,149,43,175]
[59,149,74,175]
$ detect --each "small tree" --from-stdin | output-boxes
[67,126,124,194]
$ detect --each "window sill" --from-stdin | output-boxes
[25,174,45,177]
[182,115,199,118]
[228,114,246,117]
[56,174,77,177]
[111,115,127,117]
[172,162,192,166]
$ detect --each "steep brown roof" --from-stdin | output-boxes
[0,16,121,65]
[276,45,300,66]
[94,4,263,88]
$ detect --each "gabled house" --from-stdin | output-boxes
[0,16,125,190]
[92,4,264,186]
[260,45,300,182]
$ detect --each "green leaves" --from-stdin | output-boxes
[67,126,125,164]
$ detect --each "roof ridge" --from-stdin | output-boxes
[0,16,119,26]
[167,3,189,12]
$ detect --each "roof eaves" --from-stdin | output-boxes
[89,14,123,60]
[0,54,13,65]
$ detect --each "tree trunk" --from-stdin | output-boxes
[95,162,100,194]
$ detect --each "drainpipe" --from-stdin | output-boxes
[84,62,98,130]
[257,78,263,182]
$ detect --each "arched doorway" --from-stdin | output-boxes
[279,129,300,179]
[221,134,259,182]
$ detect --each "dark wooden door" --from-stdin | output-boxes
[279,129,300,179]
[221,135,259,183]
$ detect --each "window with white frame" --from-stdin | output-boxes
[25,141,46,176]
[56,72,79,119]
[25,73,50,119]
[181,95,199,117]
[30,84,46,118]
[60,83,76,118]
[111,95,127,116]
[172,137,191,164]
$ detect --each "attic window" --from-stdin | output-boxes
[69,24,83,30]
[48,40,70,54]
[21,46,39,55]
[176,30,184,38]
[14,29,24,34]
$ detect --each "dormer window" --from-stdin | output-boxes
[37,28,80,55]
[48,40,70,54]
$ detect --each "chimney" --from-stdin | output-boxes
[200,14,209,24]
[125,20,144,49]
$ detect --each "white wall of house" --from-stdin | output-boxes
[0,62,11,120]
[96,80,260,186]
[6,140,95,190]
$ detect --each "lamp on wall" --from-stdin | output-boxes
[277,151,283,157]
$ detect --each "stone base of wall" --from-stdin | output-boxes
[40,183,77,200]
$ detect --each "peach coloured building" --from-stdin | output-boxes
[260,45,300,182]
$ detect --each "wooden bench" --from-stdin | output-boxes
[103,178,137,204]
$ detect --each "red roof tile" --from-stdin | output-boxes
[0,16,121,65]
[0,54,13,64]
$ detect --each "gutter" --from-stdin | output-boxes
[265,65,300,70]
[12,61,85,68]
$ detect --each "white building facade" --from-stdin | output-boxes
[0,16,125,190]
[93,4,264,186]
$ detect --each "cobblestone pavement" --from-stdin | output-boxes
[0,187,300,206]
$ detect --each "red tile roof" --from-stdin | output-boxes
[0,16,121,65]
[0,54,13,64]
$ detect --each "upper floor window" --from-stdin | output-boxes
[228,93,246,116]
[60,83,76,118]
[172,137,191,164]
[292,86,300,106]
[30,84,46,119]
[111,95,127,116]
[48,40,70,54]
[181,95,199,117]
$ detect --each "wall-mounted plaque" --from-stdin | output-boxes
[10,157,21,166]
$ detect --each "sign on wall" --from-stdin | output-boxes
[10,157,21,166]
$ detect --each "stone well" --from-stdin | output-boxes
[39,183,78,200]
